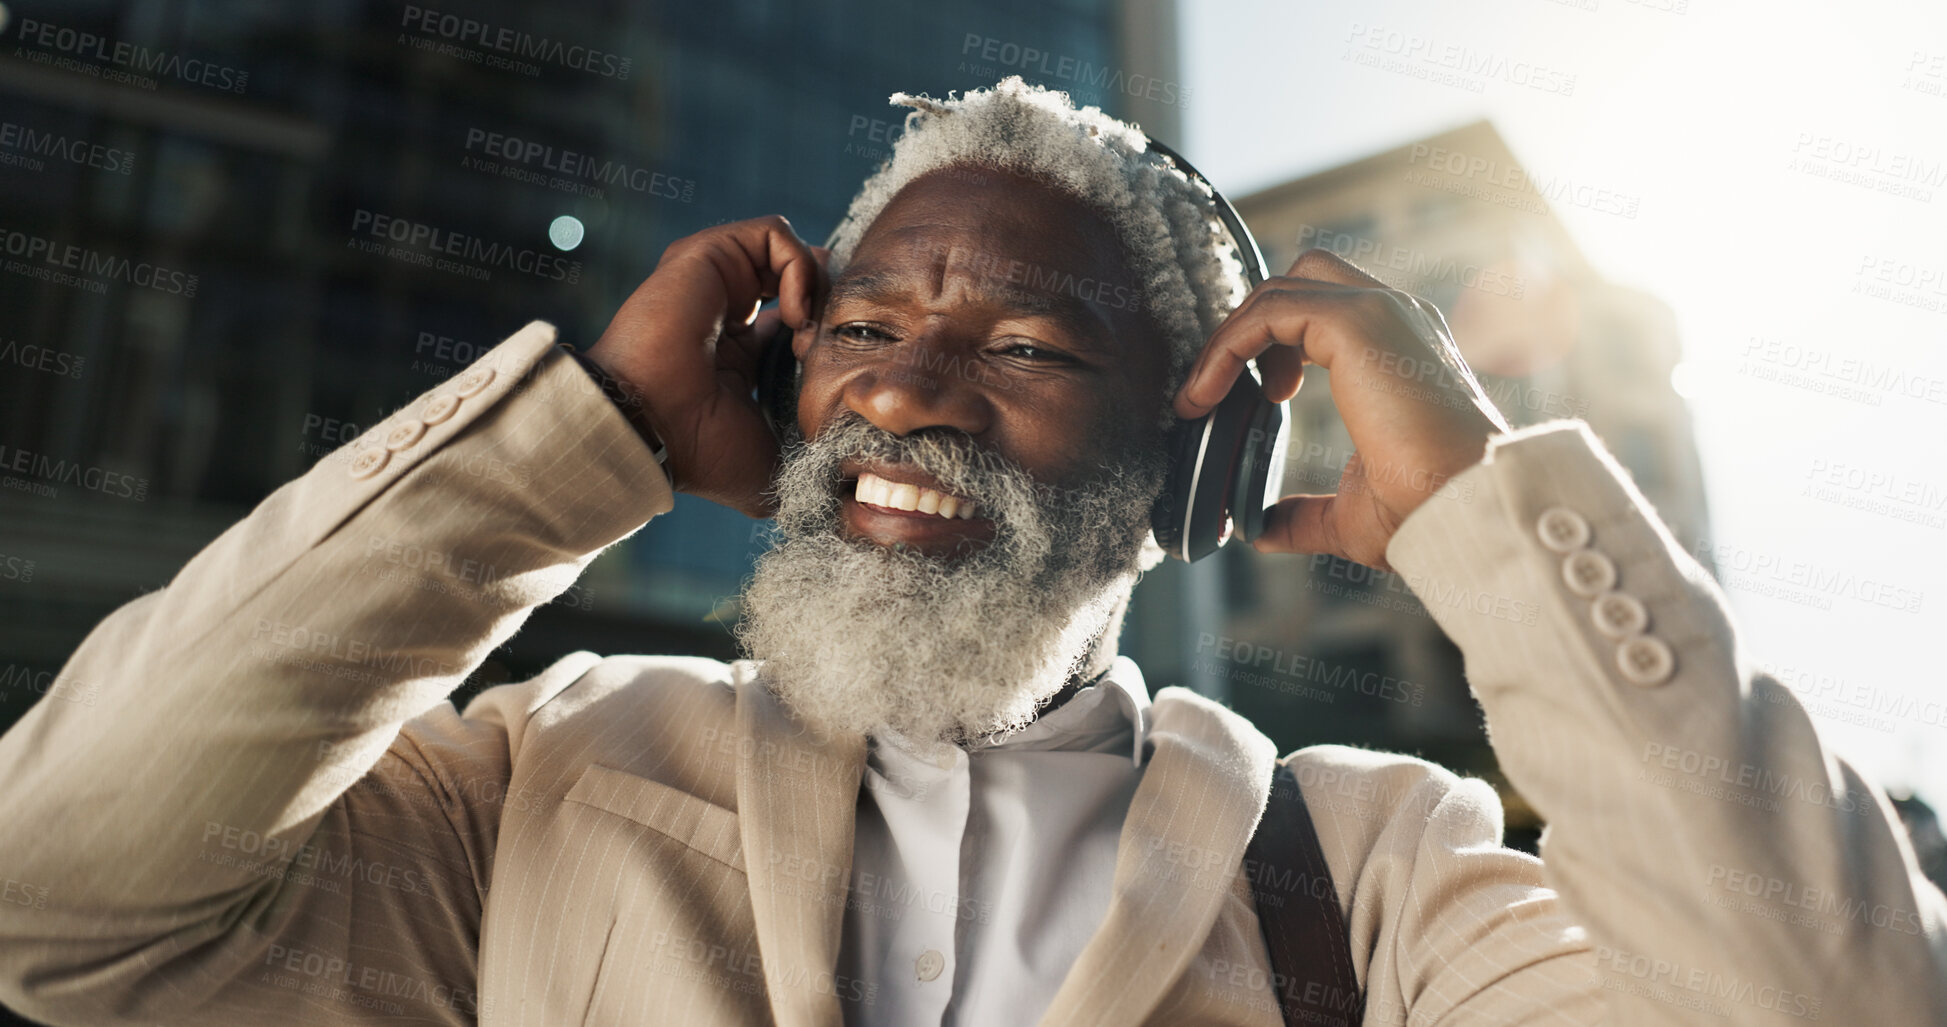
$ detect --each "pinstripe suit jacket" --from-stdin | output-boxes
[1,322,1941,1026]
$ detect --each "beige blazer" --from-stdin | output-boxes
[0,322,1940,1026]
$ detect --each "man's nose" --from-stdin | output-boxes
[841,335,995,438]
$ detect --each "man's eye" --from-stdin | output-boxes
[835,323,898,344]
[1000,342,1070,363]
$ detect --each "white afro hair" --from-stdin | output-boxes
[827,76,1251,401]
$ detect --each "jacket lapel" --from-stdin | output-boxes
[1037,685,1278,1027]
[734,670,868,1027]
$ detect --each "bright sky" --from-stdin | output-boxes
[1184,0,1947,805]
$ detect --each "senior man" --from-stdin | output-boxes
[0,78,1942,1027]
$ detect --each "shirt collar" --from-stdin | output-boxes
[967,655,1152,767]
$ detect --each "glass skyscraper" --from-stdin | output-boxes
[0,0,1180,730]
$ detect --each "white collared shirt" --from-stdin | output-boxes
[836,656,1153,1026]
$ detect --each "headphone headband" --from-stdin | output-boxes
[1140,138,1270,291]
[1136,137,1289,561]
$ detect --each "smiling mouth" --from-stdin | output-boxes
[850,470,978,520]
[835,465,997,554]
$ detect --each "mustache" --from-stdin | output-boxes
[769,413,1043,533]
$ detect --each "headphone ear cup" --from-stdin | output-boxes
[1150,417,1210,562]
[1152,368,1288,562]
[1152,376,1256,563]
[1229,381,1289,545]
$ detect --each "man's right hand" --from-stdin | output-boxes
[585,215,827,519]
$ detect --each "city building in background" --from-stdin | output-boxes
[0,0,1182,728]
[1212,120,1715,843]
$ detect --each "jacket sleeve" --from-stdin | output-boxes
[1376,420,1947,1025]
[0,321,674,1025]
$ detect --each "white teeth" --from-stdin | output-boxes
[854,474,883,507]
[854,471,976,520]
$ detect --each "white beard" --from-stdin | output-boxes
[736,414,1166,746]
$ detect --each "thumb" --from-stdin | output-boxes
[1253,494,1396,572]
[1250,494,1340,557]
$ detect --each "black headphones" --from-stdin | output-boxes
[755,137,1288,564]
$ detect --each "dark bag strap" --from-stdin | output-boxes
[1246,760,1365,1027]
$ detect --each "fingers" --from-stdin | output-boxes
[776,237,820,330]
[1174,327,1268,419]
[758,218,826,332]
[1285,247,1388,289]
[721,309,783,378]
[1257,345,1305,403]
[703,217,824,333]
[1174,284,1346,418]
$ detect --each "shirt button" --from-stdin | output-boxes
[1590,591,1650,639]
[1561,549,1618,597]
[1536,506,1591,552]
[1616,635,1676,687]
[384,419,427,451]
[915,949,944,982]
[452,366,496,398]
[420,393,462,425]
[347,446,389,480]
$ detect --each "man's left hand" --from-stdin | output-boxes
[1173,249,1509,571]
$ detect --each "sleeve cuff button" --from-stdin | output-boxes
[348,447,389,480]
[452,366,496,398]
[1617,635,1675,687]
[384,420,427,451]
[1537,506,1592,552]
[1562,549,1618,597]
[1591,591,1649,639]
[421,393,462,425]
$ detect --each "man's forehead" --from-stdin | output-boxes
[831,229,1133,343]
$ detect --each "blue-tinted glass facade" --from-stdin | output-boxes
[0,0,1134,715]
